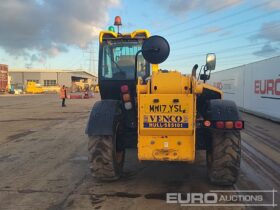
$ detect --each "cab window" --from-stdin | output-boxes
[101,40,150,80]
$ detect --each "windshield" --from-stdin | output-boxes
[100,40,150,80]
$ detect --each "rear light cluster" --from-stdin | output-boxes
[203,120,244,129]
[120,85,132,110]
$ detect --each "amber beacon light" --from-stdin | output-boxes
[114,16,122,34]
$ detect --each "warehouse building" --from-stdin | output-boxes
[0,64,8,92]
[9,69,98,88]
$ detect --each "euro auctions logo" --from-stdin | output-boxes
[167,192,218,204]
[213,82,223,90]
[255,78,280,99]
[166,190,277,207]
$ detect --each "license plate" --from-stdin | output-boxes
[147,104,186,113]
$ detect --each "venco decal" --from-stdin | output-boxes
[143,115,188,128]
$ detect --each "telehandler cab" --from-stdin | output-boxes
[86,18,243,185]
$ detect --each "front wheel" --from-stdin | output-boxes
[207,130,241,185]
[88,123,125,181]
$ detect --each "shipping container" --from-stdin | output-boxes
[209,56,280,122]
[0,64,8,93]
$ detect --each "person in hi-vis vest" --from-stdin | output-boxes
[60,85,67,107]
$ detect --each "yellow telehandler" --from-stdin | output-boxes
[25,81,44,94]
[86,17,243,185]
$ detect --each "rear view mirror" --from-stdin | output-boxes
[206,53,216,70]
[141,35,170,64]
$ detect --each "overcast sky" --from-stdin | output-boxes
[0,0,279,74]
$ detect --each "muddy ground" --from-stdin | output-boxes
[0,94,279,210]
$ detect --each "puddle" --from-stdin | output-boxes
[91,192,141,199]
[70,156,88,161]
[7,130,35,141]
[144,193,167,200]
[0,155,19,162]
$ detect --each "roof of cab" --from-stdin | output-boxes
[99,29,150,43]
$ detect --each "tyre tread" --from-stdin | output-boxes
[208,131,241,185]
[88,135,121,180]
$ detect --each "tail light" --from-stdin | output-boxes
[225,121,234,129]
[216,121,225,129]
[203,120,244,129]
[234,121,243,129]
[121,85,129,93]
[120,85,132,110]
[203,120,211,127]
[124,102,132,110]
[122,93,131,102]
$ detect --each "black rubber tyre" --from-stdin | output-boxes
[88,123,125,181]
[207,130,241,185]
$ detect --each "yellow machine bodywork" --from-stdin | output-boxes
[26,82,44,94]
[42,86,60,93]
[94,85,99,93]
[137,71,198,162]
[99,29,150,43]
[99,29,223,163]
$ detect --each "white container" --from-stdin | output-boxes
[209,56,280,122]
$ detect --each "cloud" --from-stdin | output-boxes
[204,26,221,33]
[254,21,280,43]
[0,0,119,65]
[157,0,280,16]
[260,0,280,10]
[219,31,232,37]
[194,26,222,36]
[156,0,243,15]
[253,43,279,57]
[251,21,280,57]
[269,1,280,9]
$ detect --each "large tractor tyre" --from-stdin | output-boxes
[88,123,125,181]
[207,130,241,185]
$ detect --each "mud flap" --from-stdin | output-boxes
[206,99,242,121]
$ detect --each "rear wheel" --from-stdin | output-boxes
[207,130,241,185]
[88,123,125,181]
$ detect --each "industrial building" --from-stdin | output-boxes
[9,69,98,89]
[0,64,8,92]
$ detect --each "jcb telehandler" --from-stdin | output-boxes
[86,17,243,185]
